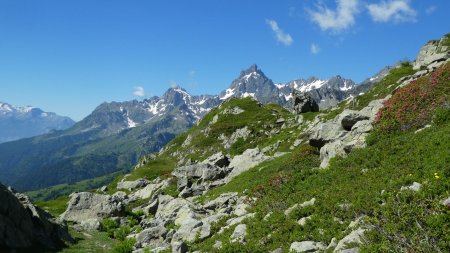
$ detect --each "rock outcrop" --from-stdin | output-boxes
[292,90,319,113]
[309,98,387,168]
[413,34,449,70]
[0,183,72,251]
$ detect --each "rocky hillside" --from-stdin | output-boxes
[31,33,450,253]
[0,61,369,194]
[0,183,72,252]
[0,102,74,143]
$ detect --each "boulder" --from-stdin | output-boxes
[130,179,169,200]
[60,192,125,228]
[226,148,272,182]
[201,152,230,168]
[309,122,346,148]
[117,178,150,191]
[135,225,168,248]
[292,90,319,114]
[339,110,370,131]
[171,240,188,253]
[230,224,247,244]
[290,241,326,252]
[333,228,366,252]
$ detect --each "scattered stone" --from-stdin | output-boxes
[339,110,370,131]
[223,106,245,115]
[298,215,313,226]
[230,224,247,243]
[441,197,450,206]
[117,178,150,191]
[213,240,222,249]
[400,182,422,192]
[299,198,316,208]
[285,204,298,216]
[289,241,326,252]
[99,185,108,192]
[270,248,283,253]
[135,225,168,248]
[334,228,366,252]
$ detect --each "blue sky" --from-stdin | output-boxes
[0,0,448,120]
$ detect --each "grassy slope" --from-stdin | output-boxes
[36,61,449,252]
[188,63,450,252]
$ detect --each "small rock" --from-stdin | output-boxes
[230,224,247,244]
[298,215,312,226]
[290,241,326,252]
[213,240,222,249]
[400,182,422,192]
[334,228,366,252]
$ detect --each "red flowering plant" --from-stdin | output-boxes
[375,62,450,133]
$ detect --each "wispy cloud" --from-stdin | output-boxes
[133,86,145,97]
[311,43,321,54]
[170,81,178,88]
[367,0,417,23]
[425,5,436,15]
[308,0,360,33]
[266,19,294,46]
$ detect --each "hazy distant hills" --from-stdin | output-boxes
[0,65,380,191]
[0,102,75,143]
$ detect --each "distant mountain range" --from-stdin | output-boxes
[0,102,74,143]
[0,64,385,191]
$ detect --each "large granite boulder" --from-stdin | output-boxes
[292,90,319,114]
[60,192,125,229]
[0,183,72,251]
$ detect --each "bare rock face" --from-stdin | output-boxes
[413,35,449,70]
[0,183,72,251]
[292,90,319,114]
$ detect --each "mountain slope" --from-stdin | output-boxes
[0,102,74,143]
[0,87,219,191]
[0,65,363,193]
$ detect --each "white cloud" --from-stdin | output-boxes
[309,0,360,33]
[367,0,417,23]
[425,5,436,15]
[266,19,294,46]
[133,86,145,97]
[311,43,321,54]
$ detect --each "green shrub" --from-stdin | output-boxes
[100,218,119,238]
[112,238,135,253]
[114,225,131,241]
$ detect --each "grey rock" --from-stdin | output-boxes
[401,182,422,192]
[339,110,370,131]
[202,152,230,168]
[60,192,124,227]
[298,215,313,226]
[117,178,150,191]
[334,228,366,252]
[171,240,188,253]
[309,122,346,148]
[441,197,450,206]
[413,35,450,70]
[290,241,326,252]
[292,90,319,114]
[270,248,283,253]
[100,185,108,192]
[230,224,247,243]
[203,192,238,210]
[226,148,272,182]
[131,179,169,200]
[0,183,73,250]
[135,225,168,248]
[213,240,222,249]
[300,198,316,208]
[223,106,245,115]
